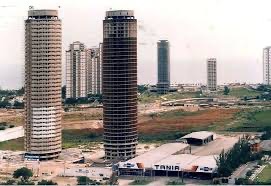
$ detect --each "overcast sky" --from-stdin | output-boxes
[0,0,271,89]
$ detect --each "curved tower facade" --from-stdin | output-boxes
[102,10,138,160]
[157,40,170,94]
[24,9,62,160]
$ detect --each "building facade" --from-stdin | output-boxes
[24,9,62,160]
[87,45,102,95]
[207,58,217,91]
[66,41,88,99]
[102,10,138,160]
[263,47,271,85]
[157,40,170,94]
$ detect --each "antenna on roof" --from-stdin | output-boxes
[29,6,34,10]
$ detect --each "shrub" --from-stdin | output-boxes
[37,179,57,185]
[13,167,33,181]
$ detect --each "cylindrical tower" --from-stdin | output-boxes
[157,40,170,94]
[24,9,62,160]
[102,10,137,160]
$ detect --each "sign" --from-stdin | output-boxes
[154,164,180,171]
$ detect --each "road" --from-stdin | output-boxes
[231,161,257,179]
[0,126,24,142]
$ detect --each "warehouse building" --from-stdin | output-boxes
[117,143,217,179]
[180,131,215,145]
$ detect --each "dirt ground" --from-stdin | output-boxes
[0,107,239,134]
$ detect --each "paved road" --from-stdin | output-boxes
[0,126,24,142]
[231,161,257,179]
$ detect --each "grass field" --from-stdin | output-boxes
[63,112,102,121]
[62,129,102,149]
[225,109,271,132]
[162,91,203,100]
[256,165,271,184]
[138,91,203,103]
[0,137,24,151]
[218,87,262,98]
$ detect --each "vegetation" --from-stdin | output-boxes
[61,85,66,99]
[0,179,16,185]
[139,131,188,143]
[158,109,203,119]
[138,92,160,103]
[62,129,102,149]
[162,91,203,100]
[223,86,230,95]
[129,178,152,185]
[235,178,251,185]
[225,109,271,132]
[13,167,33,182]
[138,85,148,94]
[255,165,271,184]
[77,176,99,185]
[166,180,185,185]
[37,179,57,185]
[218,87,262,98]
[216,137,263,177]
[63,112,102,121]
[0,137,24,151]
[0,122,15,130]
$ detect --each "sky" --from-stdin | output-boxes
[0,0,271,89]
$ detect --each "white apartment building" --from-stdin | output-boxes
[66,41,88,98]
[88,45,102,95]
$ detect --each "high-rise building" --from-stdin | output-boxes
[263,47,271,85]
[157,40,170,94]
[24,9,62,160]
[66,41,88,99]
[103,10,137,160]
[207,58,217,91]
[87,45,102,95]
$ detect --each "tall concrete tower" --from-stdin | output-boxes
[102,10,137,160]
[263,47,271,85]
[207,58,217,91]
[24,9,62,160]
[157,40,170,94]
[66,41,88,99]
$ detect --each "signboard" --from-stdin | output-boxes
[153,164,181,171]
[24,154,40,161]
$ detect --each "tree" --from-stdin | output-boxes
[62,86,66,99]
[223,86,230,95]
[17,87,25,96]
[77,176,91,185]
[138,85,148,94]
[13,101,24,109]
[13,167,33,181]
[37,180,57,185]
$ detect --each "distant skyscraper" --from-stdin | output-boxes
[157,40,170,94]
[24,9,62,160]
[263,47,271,85]
[66,41,88,98]
[103,10,137,160]
[207,58,217,91]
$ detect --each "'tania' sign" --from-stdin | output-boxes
[153,164,180,171]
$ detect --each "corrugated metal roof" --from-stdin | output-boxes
[181,131,214,140]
